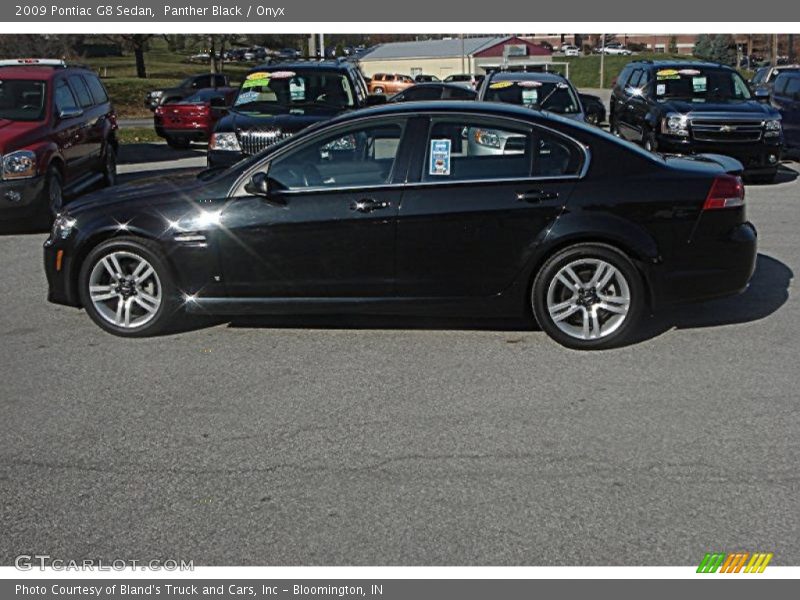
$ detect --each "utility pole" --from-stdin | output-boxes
[772,34,778,66]
[461,33,466,74]
[319,33,325,57]
[599,33,606,88]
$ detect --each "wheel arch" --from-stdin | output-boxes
[521,221,660,313]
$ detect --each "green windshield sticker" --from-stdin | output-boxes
[242,77,270,90]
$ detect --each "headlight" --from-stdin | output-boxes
[661,113,689,137]
[51,214,76,240]
[473,128,502,148]
[764,119,782,137]
[209,132,241,152]
[2,150,37,180]
[151,90,163,98]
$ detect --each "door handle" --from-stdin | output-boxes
[516,190,559,203]
[351,198,390,213]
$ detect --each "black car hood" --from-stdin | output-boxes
[64,171,212,216]
[658,98,777,117]
[215,107,345,133]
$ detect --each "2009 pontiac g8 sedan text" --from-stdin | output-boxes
[44,101,757,349]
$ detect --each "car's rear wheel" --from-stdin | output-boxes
[166,136,191,149]
[103,145,117,187]
[78,237,180,337]
[372,86,384,94]
[532,243,644,350]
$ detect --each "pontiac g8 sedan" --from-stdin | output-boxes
[44,101,756,349]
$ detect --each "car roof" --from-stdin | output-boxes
[406,82,476,90]
[0,65,74,80]
[630,60,735,71]
[250,60,351,73]
[322,99,573,127]
[488,71,568,83]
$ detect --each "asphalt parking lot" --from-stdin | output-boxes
[0,150,798,566]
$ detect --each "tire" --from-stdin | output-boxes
[78,236,181,337]
[642,129,658,152]
[609,117,622,137]
[372,86,384,94]
[102,144,117,187]
[531,243,645,350]
[744,170,778,184]
[166,136,191,150]
[39,165,64,226]
[585,111,599,126]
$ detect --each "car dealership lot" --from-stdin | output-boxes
[0,156,799,565]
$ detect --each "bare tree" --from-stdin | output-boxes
[105,34,154,78]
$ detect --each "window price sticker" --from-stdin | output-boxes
[429,139,451,176]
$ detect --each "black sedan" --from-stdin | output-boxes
[44,101,757,349]
[389,83,477,102]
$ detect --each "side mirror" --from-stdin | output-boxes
[754,87,771,102]
[244,172,287,206]
[58,107,83,120]
[244,172,270,196]
[365,94,387,106]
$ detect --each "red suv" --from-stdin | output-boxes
[0,59,117,225]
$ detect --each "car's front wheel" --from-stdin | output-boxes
[532,243,645,350]
[78,237,180,337]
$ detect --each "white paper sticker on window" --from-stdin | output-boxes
[521,89,538,106]
[656,83,666,96]
[692,77,707,93]
[429,139,451,176]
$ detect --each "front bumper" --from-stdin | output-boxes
[207,149,245,169]
[656,135,782,174]
[0,174,46,220]
[652,221,757,307]
[43,235,81,307]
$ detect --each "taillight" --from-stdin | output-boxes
[703,175,745,210]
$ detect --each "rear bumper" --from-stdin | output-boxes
[157,127,211,142]
[656,136,782,174]
[0,175,46,220]
[651,221,757,307]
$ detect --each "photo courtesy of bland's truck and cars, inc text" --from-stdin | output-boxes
[0,29,799,580]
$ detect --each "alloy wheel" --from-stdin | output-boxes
[88,250,162,329]
[545,258,631,341]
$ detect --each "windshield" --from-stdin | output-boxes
[655,68,752,102]
[0,79,47,121]
[233,70,356,112]
[174,89,228,104]
[484,80,581,114]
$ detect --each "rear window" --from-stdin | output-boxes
[68,75,94,108]
[484,79,581,115]
[85,75,108,104]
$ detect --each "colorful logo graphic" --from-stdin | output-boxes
[697,552,773,573]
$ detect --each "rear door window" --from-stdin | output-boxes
[68,75,94,108]
[54,79,79,113]
[422,118,533,182]
[785,77,800,96]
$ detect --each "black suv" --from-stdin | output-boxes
[144,73,230,111]
[207,60,382,168]
[610,60,783,182]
